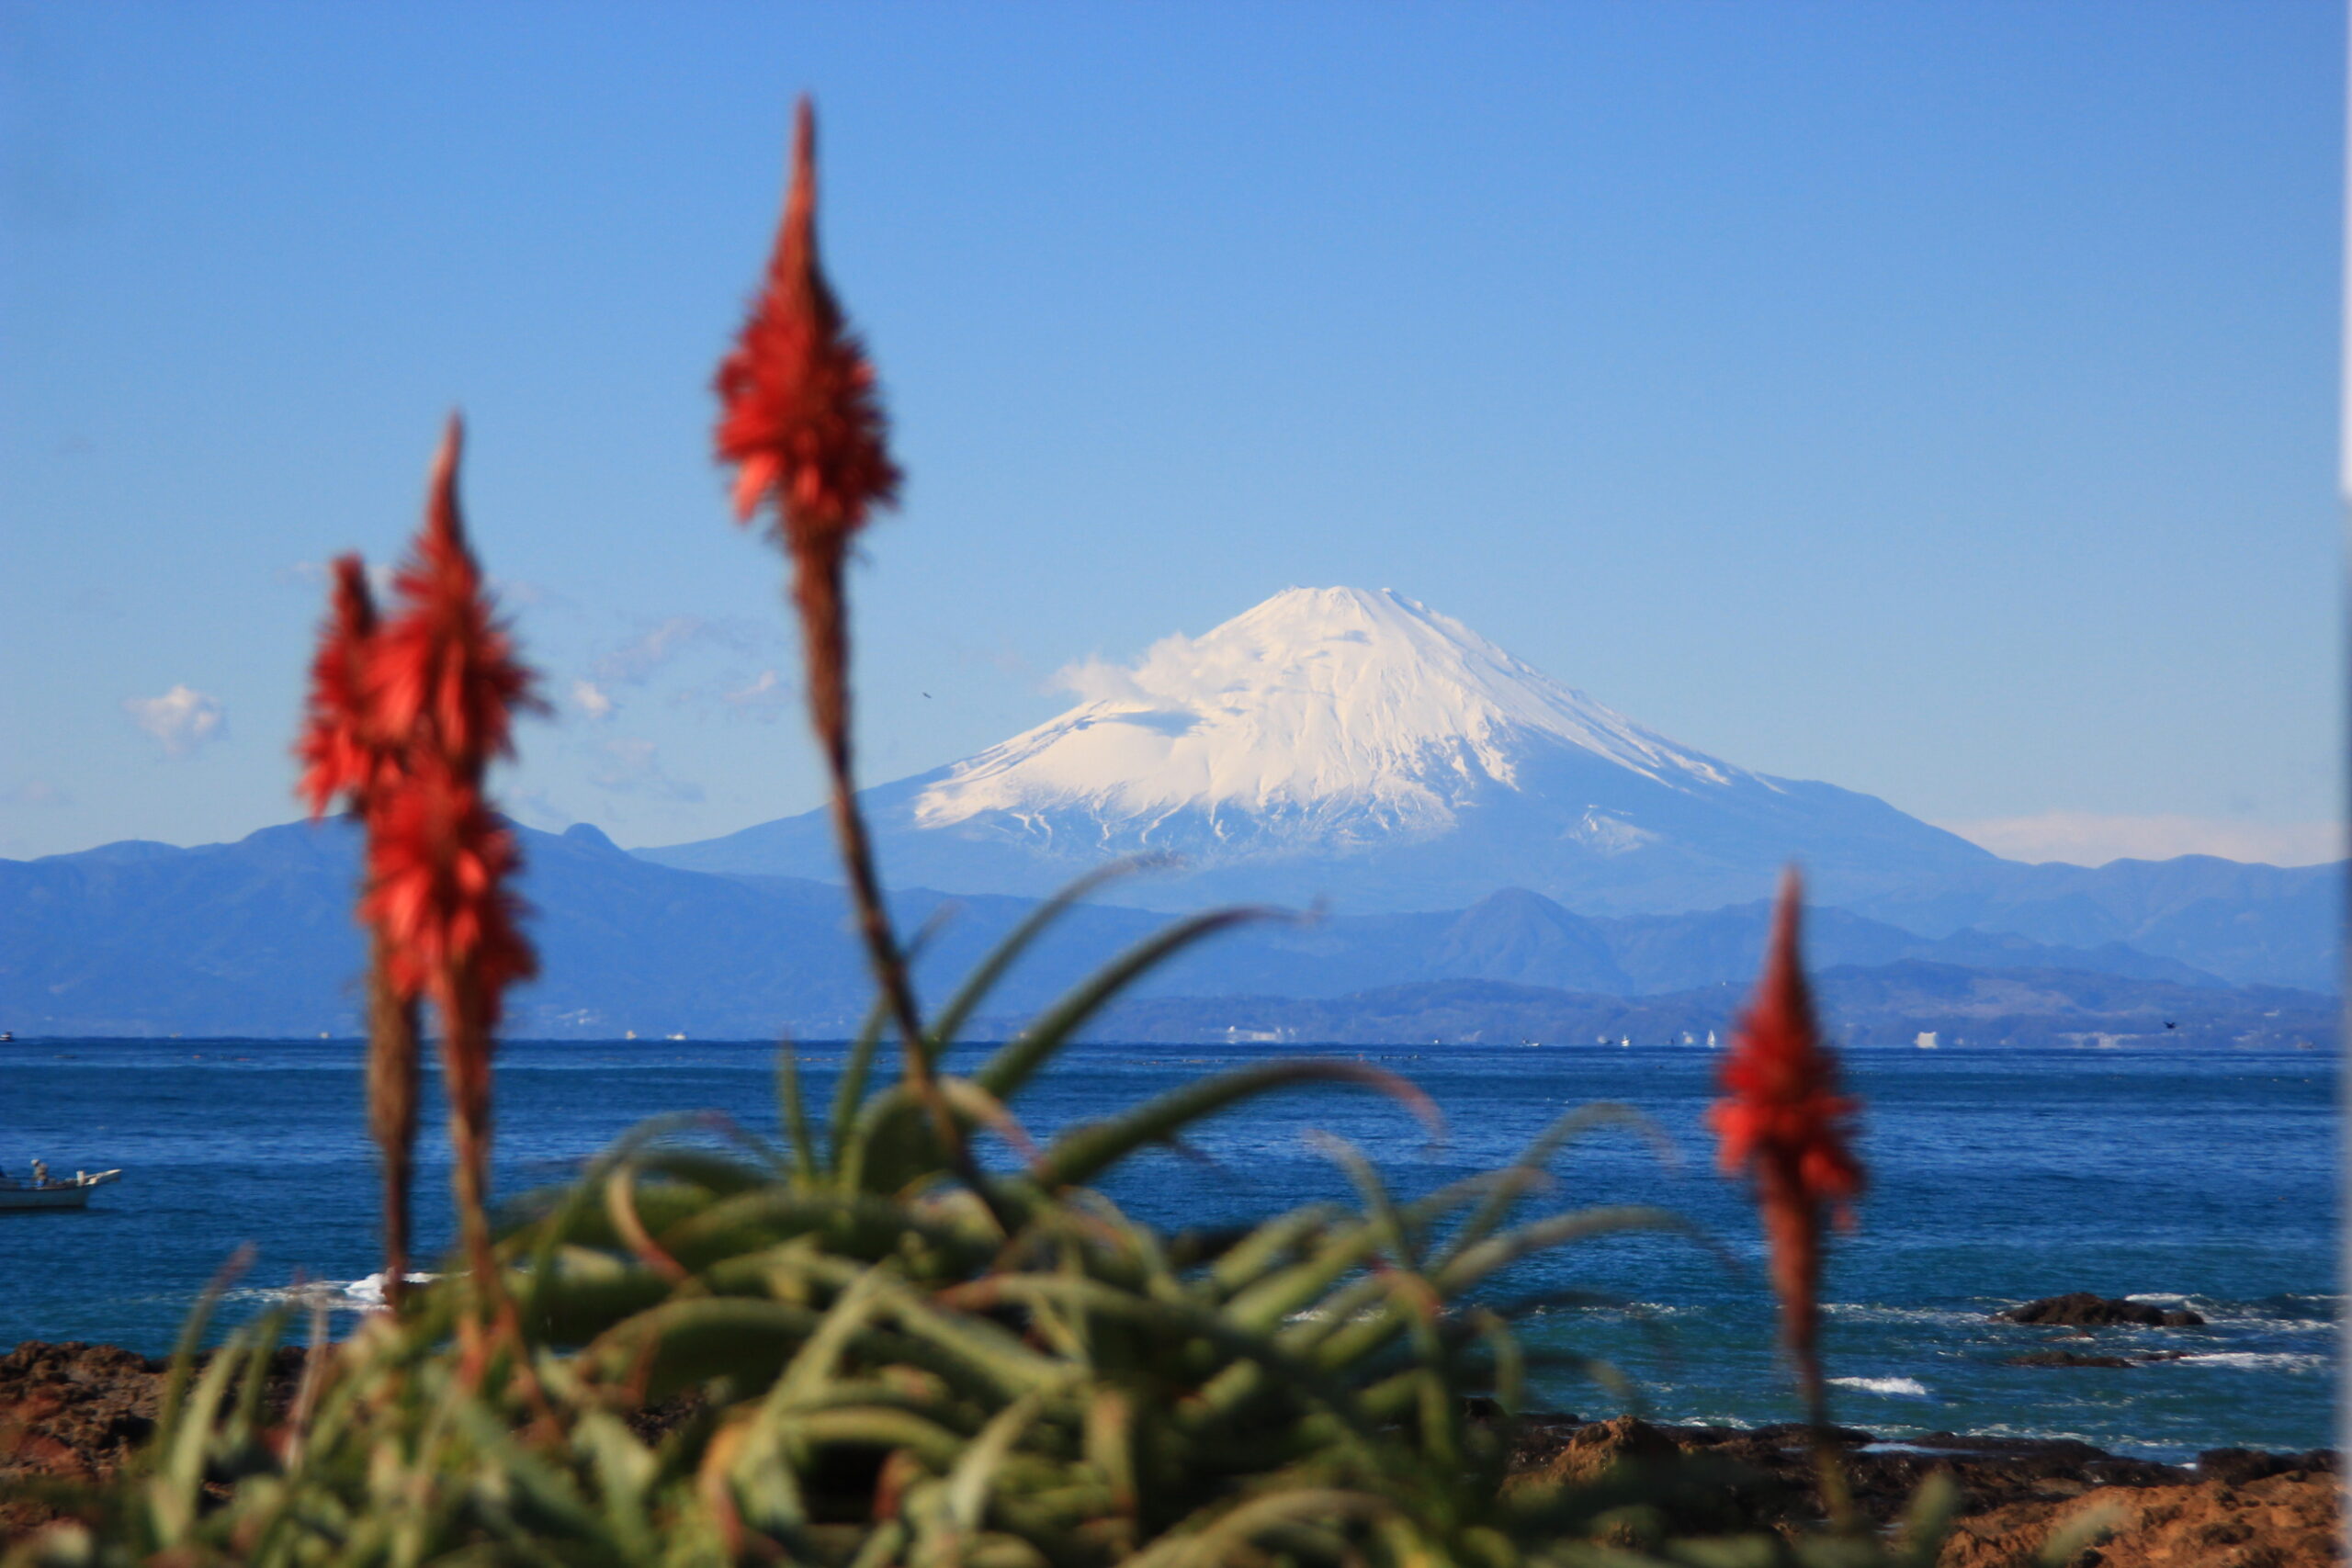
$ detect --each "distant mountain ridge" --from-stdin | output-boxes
[640,587,2005,913]
[1057,966,2338,1050]
[4,584,2332,1034]
[0,816,2332,1040]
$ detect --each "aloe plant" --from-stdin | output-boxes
[8,884,1951,1567]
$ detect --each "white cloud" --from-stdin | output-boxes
[0,779,69,807]
[594,616,714,685]
[491,576,561,609]
[589,738,704,803]
[1050,628,1273,709]
[123,685,227,759]
[1050,650,1159,705]
[1938,812,2345,868]
[720,668,794,720]
[571,679,616,721]
[507,789,576,830]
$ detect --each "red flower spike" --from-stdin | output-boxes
[1711,871,1863,1208]
[360,757,536,1030]
[362,421,541,1344]
[714,97,901,562]
[707,97,999,1221]
[296,555,387,819]
[362,418,539,1017]
[1709,868,1863,1420]
[368,417,537,777]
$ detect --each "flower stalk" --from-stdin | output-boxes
[1710,868,1865,1522]
[296,557,424,1310]
[360,419,540,1329]
[715,100,998,1208]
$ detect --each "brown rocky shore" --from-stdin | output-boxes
[2,1340,2339,1564]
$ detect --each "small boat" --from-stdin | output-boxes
[0,1031,14,1043]
[0,1169,122,1212]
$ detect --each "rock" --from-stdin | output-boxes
[1535,1414,1682,1485]
[2006,1349,2139,1368]
[2197,1446,2337,1486]
[0,1338,305,1544]
[1934,1470,2342,1568]
[1996,1292,2205,1327]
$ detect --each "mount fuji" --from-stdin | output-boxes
[641,586,2000,914]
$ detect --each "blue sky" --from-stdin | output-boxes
[2,1,2341,868]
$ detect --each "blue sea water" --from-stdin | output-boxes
[0,1038,2336,1462]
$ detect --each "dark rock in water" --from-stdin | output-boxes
[1464,1394,1561,1427]
[2007,1348,2140,1368]
[1997,1292,2205,1327]
[2197,1446,2341,1485]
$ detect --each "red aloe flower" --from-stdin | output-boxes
[362,760,536,1026]
[360,418,538,1320]
[1709,868,1863,1424]
[295,555,387,819]
[715,96,901,556]
[713,97,938,1100]
[369,421,535,776]
[297,551,429,1306]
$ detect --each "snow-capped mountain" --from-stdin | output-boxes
[641,586,1999,913]
[912,586,1739,852]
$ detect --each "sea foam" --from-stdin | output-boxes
[1828,1376,1932,1399]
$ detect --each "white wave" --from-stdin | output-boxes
[2169,1351,2331,1374]
[1822,1303,1987,1329]
[342,1270,435,1307]
[2215,1318,2339,1335]
[1971,1421,2132,1449]
[2123,1293,2342,1332]
[235,1272,435,1312]
[1828,1376,1932,1399]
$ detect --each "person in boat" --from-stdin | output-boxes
[29,1159,48,1188]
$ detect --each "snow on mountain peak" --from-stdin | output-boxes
[912,586,1740,837]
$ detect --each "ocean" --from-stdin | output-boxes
[0,1038,2336,1463]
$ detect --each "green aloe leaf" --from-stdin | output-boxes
[769,1266,894,1410]
[943,1390,1050,1534]
[827,990,895,1176]
[923,860,1167,1058]
[150,1340,245,1541]
[1306,1132,1419,1271]
[514,1111,738,1325]
[786,1406,971,1472]
[1033,1059,1438,1191]
[1204,1206,1345,1301]
[943,1274,1377,1450]
[778,1043,818,1187]
[153,1243,254,1444]
[973,907,1284,1103]
[1436,1101,1661,1269]
[655,1186,970,1274]
[1125,1488,1391,1568]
